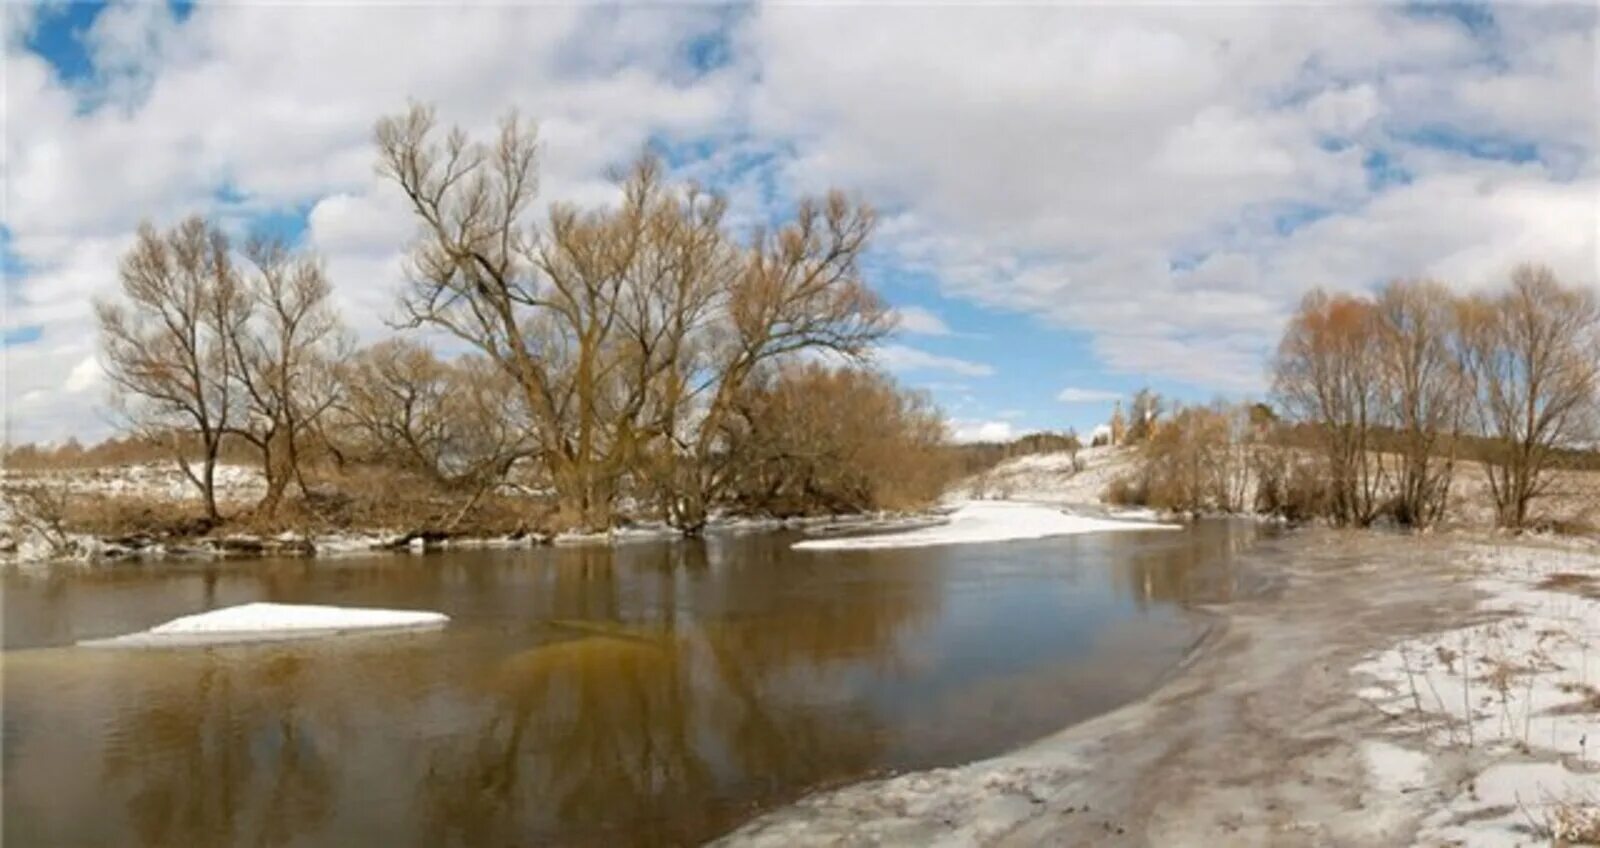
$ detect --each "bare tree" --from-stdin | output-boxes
[1456,265,1600,529]
[1126,388,1164,443]
[1062,428,1083,473]
[650,189,892,532]
[376,103,890,531]
[1273,289,1386,526]
[1373,279,1464,527]
[333,338,455,476]
[97,218,245,522]
[228,239,349,516]
[333,339,534,512]
[722,364,951,516]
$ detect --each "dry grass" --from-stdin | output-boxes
[6,463,556,549]
[55,493,216,539]
[1540,573,1600,600]
[1522,789,1600,845]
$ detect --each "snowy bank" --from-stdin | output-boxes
[950,445,1135,507]
[79,602,449,647]
[1355,542,1600,845]
[793,500,1175,551]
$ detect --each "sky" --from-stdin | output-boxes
[2,1,1596,445]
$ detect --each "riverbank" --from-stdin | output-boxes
[718,528,1600,846]
[0,461,956,566]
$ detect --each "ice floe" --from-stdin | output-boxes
[79,602,449,647]
[793,500,1175,551]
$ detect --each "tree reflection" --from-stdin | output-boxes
[414,535,933,845]
[17,534,947,846]
[1108,520,1260,607]
[99,651,333,847]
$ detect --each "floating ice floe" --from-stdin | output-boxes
[79,602,449,648]
[793,500,1176,551]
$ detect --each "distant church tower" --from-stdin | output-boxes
[1109,401,1126,446]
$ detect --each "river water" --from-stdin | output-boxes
[2,520,1263,846]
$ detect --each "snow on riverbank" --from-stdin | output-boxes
[793,500,1175,551]
[80,602,449,647]
[1356,542,1600,844]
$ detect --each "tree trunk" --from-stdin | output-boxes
[201,454,221,524]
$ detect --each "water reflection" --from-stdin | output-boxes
[4,521,1258,846]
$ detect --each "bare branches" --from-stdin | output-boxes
[229,239,350,516]
[1374,279,1465,528]
[96,217,245,522]
[1273,267,1599,530]
[1273,289,1387,526]
[374,103,894,531]
[1457,265,1600,528]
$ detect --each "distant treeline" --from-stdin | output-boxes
[947,431,1086,478]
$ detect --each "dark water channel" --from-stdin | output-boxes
[2,520,1263,846]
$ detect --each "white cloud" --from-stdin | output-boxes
[743,4,1597,391]
[6,3,1597,441]
[63,356,102,394]
[4,4,738,441]
[891,305,952,336]
[872,344,994,378]
[1056,387,1122,403]
[948,419,1021,444]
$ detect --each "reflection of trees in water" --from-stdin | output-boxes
[1108,520,1261,608]
[99,652,333,847]
[18,535,939,846]
[416,535,936,845]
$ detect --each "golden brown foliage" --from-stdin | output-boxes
[376,104,892,530]
[721,364,954,517]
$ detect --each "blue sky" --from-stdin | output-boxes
[4,1,1595,444]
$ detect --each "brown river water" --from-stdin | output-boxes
[2,520,1263,847]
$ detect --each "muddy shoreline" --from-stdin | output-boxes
[716,528,1527,846]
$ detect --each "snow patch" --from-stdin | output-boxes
[949,445,1136,507]
[1355,543,1600,845]
[793,500,1175,551]
[80,602,449,647]
[1361,740,1432,794]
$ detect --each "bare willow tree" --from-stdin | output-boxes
[651,189,892,532]
[1373,279,1464,527]
[1273,289,1386,526]
[1456,265,1600,529]
[722,363,951,515]
[375,103,890,531]
[228,239,349,516]
[97,217,245,522]
[333,339,533,514]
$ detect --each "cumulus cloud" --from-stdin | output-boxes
[5,2,1596,440]
[741,4,1596,391]
[4,4,736,441]
[948,419,1022,444]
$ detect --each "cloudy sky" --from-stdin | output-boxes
[3,1,1596,445]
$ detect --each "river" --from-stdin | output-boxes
[2,519,1263,846]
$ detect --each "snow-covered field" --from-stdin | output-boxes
[949,445,1135,507]
[3,462,267,504]
[793,500,1174,551]
[80,602,449,647]
[1356,542,1600,845]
